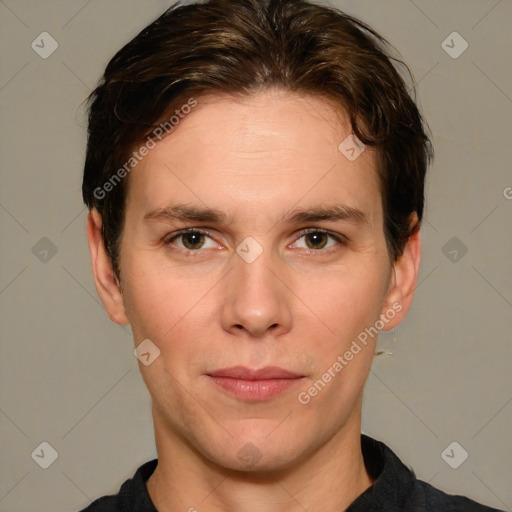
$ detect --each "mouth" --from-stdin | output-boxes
[206,366,305,402]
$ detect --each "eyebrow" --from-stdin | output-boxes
[144,204,227,223]
[144,203,368,226]
[284,205,368,225]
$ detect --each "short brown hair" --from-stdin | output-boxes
[82,0,434,278]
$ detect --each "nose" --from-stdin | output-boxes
[220,240,292,339]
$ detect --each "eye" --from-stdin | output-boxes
[291,229,346,251]
[163,228,346,254]
[164,228,219,251]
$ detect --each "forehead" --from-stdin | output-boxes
[126,89,382,228]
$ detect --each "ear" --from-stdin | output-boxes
[379,213,422,331]
[86,208,129,325]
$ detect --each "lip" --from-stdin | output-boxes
[207,366,305,401]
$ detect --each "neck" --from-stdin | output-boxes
[146,402,373,512]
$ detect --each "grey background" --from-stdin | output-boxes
[0,0,511,510]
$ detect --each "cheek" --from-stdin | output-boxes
[121,257,218,364]
[121,261,182,342]
[294,261,387,406]
[300,263,386,342]
[301,271,381,405]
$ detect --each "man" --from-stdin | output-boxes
[80,0,503,510]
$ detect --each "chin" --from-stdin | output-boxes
[213,447,300,474]
[198,431,311,474]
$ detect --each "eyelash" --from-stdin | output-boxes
[163,228,347,255]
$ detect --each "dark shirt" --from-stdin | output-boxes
[78,435,504,511]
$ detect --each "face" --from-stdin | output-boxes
[88,88,420,472]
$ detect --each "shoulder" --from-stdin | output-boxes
[408,479,505,512]
[76,459,158,512]
[78,495,119,512]
[354,436,505,512]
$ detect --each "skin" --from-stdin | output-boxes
[87,88,421,512]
